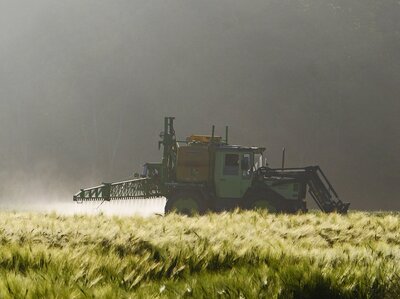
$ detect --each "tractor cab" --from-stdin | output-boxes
[213,146,265,199]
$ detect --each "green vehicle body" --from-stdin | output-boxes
[74,117,349,214]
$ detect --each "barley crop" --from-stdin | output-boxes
[0,210,399,298]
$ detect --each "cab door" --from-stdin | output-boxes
[214,151,253,198]
[214,151,241,198]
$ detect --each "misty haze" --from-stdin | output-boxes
[0,0,399,213]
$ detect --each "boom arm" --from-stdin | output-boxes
[73,178,164,202]
[73,117,178,202]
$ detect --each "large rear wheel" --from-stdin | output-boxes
[165,191,206,215]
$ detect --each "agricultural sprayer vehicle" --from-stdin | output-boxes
[73,117,349,214]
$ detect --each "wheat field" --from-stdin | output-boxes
[0,210,399,298]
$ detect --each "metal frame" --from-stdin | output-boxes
[73,178,164,202]
[259,166,349,213]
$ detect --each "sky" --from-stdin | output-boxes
[0,0,399,211]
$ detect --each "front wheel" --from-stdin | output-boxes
[247,198,278,212]
[241,189,281,213]
[165,191,206,216]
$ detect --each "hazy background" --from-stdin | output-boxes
[0,0,399,212]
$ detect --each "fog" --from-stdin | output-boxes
[0,0,399,213]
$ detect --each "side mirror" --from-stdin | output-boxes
[241,157,250,171]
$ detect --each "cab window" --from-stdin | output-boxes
[241,153,252,178]
[223,154,239,175]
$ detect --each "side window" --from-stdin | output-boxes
[223,154,239,175]
[241,153,252,178]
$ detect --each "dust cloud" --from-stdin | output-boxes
[0,0,399,212]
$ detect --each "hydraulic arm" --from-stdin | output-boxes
[260,166,349,213]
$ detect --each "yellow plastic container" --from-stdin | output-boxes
[186,135,222,144]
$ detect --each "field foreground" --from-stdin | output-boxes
[0,210,399,298]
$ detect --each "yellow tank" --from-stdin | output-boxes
[176,145,210,182]
[186,135,222,144]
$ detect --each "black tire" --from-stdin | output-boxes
[165,191,207,215]
[241,188,282,213]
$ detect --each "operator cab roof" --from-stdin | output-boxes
[215,144,265,154]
